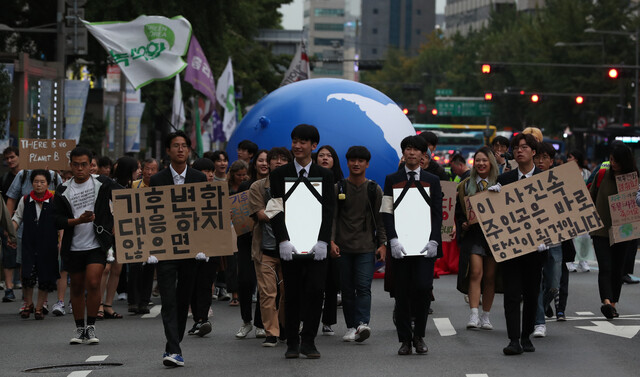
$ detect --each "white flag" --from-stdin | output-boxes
[82,15,192,90]
[216,58,236,140]
[171,75,185,129]
[280,40,310,87]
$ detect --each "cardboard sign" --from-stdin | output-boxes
[464,195,479,225]
[608,191,640,226]
[393,183,431,256]
[20,138,76,170]
[441,181,458,242]
[615,172,638,193]
[609,172,640,245]
[609,222,640,245]
[470,162,603,262]
[284,178,322,253]
[112,181,232,263]
[229,192,253,236]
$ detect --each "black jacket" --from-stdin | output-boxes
[149,166,207,187]
[497,166,542,186]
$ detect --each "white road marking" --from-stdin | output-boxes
[432,317,456,336]
[142,305,161,318]
[576,311,594,316]
[85,355,108,362]
[466,374,489,377]
[68,371,92,377]
[576,321,640,339]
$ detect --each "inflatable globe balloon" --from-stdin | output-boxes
[226,78,416,185]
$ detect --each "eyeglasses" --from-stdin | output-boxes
[512,145,531,151]
[171,143,189,150]
[71,162,89,168]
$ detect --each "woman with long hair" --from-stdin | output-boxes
[590,144,639,319]
[315,145,344,181]
[455,146,500,330]
[224,160,249,307]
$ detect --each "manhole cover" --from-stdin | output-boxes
[24,363,123,373]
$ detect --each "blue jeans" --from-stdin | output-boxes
[338,252,375,329]
[536,245,562,325]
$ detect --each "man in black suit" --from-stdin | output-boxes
[488,132,547,355]
[147,130,207,367]
[269,124,335,359]
[381,135,443,355]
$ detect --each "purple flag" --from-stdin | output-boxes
[184,36,216,121]
[211,109,226,142]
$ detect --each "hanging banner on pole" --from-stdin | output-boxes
[216,58,236,140]
[63,80,90,143]
[125,102,145,153]
[280,40,310,87]
[184,35,216,121]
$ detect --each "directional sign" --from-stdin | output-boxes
[576,321,640,339]
[435,97,492,117]
[435,88,453,96]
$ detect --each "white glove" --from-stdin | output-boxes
[487,183,502,193]
[312,241,328,261]
[390,238,406,259]
[537,244,549,252]
[279,240,297,261]
[421,240,438,258]
[106,247,115,263]
[146,255,159,264]
[195,252,209,262]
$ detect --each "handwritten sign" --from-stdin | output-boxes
[20,138,76,170]
[229,192,254,236]
[609,172,640,245]
[441,181,458,242]
[616,172,638,193]
[112,181,232,263]
[470,162,603,262]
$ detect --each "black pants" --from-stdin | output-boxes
[321,256,339,326]
[282,257,327,346]
[392,257,434,343]
[190,257,219,323]
[557,262,569,314]
[157,259,197,354]
[502,252,543,341]
[593,236,634,303]
[237,234,262,327]
[623,239,638,275]
[127,262,155,308]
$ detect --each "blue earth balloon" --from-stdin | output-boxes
[226,78,416,185]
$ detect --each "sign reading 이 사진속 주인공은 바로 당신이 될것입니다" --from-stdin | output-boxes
[112,181,232,263]
[470,161,603,262]
[20,138,76,171]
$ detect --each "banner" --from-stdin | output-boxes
[63,80,90,142]
[216,58,236,140]
[441,181,458,242]
[280,40,310,87]
[112,181,232,262]
[1,64,14,151]
[105,65,141,102]
[184,35,216,120]
[171,75,185,129]
[82,15,192,90]
[20,138,76,170]
[608,172,640,244]
[470,162,603,262]
[125,102,145,153]
[229,192,253,236]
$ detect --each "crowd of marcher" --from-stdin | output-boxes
[1,125,639,367]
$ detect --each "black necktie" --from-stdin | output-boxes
[408,171,417,182]
[520,174,527,180]
[299,169,306,178]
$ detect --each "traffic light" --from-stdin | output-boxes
[484,92,493,101]
[531,94,540,103]
[402,108,409,115]
[608,68,619,79]
[431,108,438,116]
[481,64,491,74]
[575,96,584,104]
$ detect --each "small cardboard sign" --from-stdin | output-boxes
[609,172,640,245]
[609,222,640,245]
[615,172,638,193]
[229,192,254,236]
[20,138,76,170]
[112,181,232,263]
[440,181,458,242]
[470,162,603,262]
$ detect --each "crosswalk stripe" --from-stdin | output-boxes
[68,371,92,377]
[576,311,594,316]
[85,355,108,362]
[466,374,489,377]
[142,305,162,318]
[433,317,456,336]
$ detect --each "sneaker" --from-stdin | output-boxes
[343,328,357,342]
[322,325,334,336]
[14,282,22,289]
[466,312,480,329]
[52,300,65,316]
[255,327,266,338]
[533,324,546,338]
[556,312,567,321]
[212,287,219,300]
[70,327,85,344]
[235,322,253,338]
[262,336,278,347]
[162,353,184,367]
[566,262,577,272]
[479,313,493,330]
[117,292,128,301]
[197,321,212,337]
[577,261,590,272]
[2,289,15,302]
[355,323,371,342]
[187,323,199,335]
[218,288,231,301]
[85,325,99,344]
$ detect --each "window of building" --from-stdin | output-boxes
[315,23,345,31]
[314,38,344,46]
[314,8,345,17]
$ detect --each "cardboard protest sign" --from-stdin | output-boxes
[470,162,603,262]
[615,172,638,193]
[393,182,431,256]
[608,172,640,245]
[112,181,232,262]
[609,222,640,245]
[608,191,640,226]
[229,192,254,236]
[464,196,479,225]
[285,178,322,253]
[441,181,458,242]
[20,139,76,170]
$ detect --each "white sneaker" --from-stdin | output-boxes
[235,322,253,338]
[255,327,266,338]
[533,324,546,338]
[117,292,127,301]
[85,325,99,344]
[479,313,493,330]
[355,323,371,342]
[69,327,85,344]
[467,312,480,329]
[566,262,577,272]
[343,328,357,342]
[52,300,65,316]
[577,261,590,272]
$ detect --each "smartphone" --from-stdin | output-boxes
[83,210,94,216]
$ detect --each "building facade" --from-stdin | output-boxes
[444,0,544,37]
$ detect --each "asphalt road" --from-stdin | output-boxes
[2,258,640,377]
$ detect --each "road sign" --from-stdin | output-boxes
[435,97,492,117]
[436,88,453,96]
[418,103,427,114]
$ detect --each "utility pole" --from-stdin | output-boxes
[56,0,66,139]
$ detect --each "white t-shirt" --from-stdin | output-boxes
[68,178,101,251]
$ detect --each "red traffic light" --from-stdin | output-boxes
[575,96,584,104]
[608,68,619,79]
[484,92,493,101]
[402,108,409,115]
[531,94,539,103]
[481,64,491,74]
[431,108,438,116]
